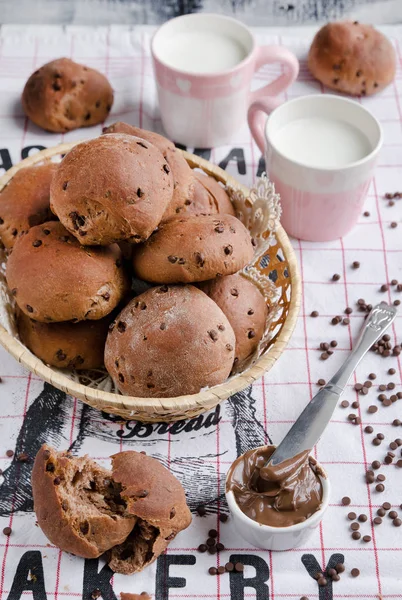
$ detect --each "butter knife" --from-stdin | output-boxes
[268,302,398,467]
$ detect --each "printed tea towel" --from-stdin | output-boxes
[0,24,401,600]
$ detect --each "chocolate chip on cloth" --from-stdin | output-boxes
[0,163,58,251]
[32,445,191,574]
[105,285,236,397]
[107,451,191,574]
[308,21,396,96]
[199,273,268,369]
[50,134,174,245]
[22,58,114,133]
[132,214,254,284]
[6,221,129,322]
[17,310,112,369]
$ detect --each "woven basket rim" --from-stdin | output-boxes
[0,142,301,419]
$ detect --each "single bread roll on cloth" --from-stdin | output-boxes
[22,58,113,132]
[105,285,236,397]
[308,21,396,96]
[132,214,254,284]
[50,134,174,245]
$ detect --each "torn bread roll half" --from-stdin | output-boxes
[32,445,191,574]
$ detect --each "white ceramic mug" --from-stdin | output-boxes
[151,13,299,147]
[248,94,383,242]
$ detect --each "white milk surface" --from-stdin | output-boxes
[161,31,247,73]
[271,116,372,168]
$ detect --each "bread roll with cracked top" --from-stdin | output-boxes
[6,221,129,322]
[308,21,396,96]
[50,134,173,245]
[22,58,113,132]
[105,285,236,397]
[199,273,268,369]
[132,214,254,284]
[17,310,111,369]
[194,171,235,216]
[0,163,57,250]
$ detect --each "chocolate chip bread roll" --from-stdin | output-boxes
[308,21,396,96]
[199,273,268,369]
[7,221,129,322]
[132,214,254,284]
[32,445,136,559]
[22,58,113,132]
[0,163,57,250]
[105,285,236,397]
[32,445,191,573]
[17,310,111,369]
[108,451,192,574]
[50,134,174,245]
[194,171,235,217]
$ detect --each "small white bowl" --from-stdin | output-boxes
[225,448,331,551]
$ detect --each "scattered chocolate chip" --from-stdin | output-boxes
[317,576,328,586]
[352,531,361,540]
[352,401,360,409]
[365,426,374,433]
[234,563,244,573]
[318,378,326,386]
[217,566,225,575]
[363,535,371,542]
[389,510,398,519]
[382,502,391,510]
[2,527,11,536]
[351,522,360,531]
[225,562,234,572]
[372,460,381,469]
[208,567,217,575]
[351,568,360,577]
[377,474,386,481]
[311,310,319,317]
[374,516,383,524]
[363,211,370,217]
[369,373,377,380]
[335,563,345,573]
[394,518,402,527]
[376,483,385,492]
[219,514,228,523]
[198,544,207,552]
[6,450,14,458]
[352,261,360,269]
[216,543,225,552]
[391,222,398,228]
[368,405,378,414]
[332,273,341,281]
[373,438,381,446]
[345,307,353,314]
[206,537,216,547]
[342,496,351,505]
[348,511,357,520]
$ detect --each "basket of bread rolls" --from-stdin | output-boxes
[0,122,301,422]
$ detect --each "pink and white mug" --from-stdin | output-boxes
[151,14,299,148]
[248,94,383,242]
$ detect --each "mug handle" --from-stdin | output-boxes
[248,46,299,152]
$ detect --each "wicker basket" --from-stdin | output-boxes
[0,143,301,422]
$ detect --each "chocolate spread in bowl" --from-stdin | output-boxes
[226,446,323,527]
